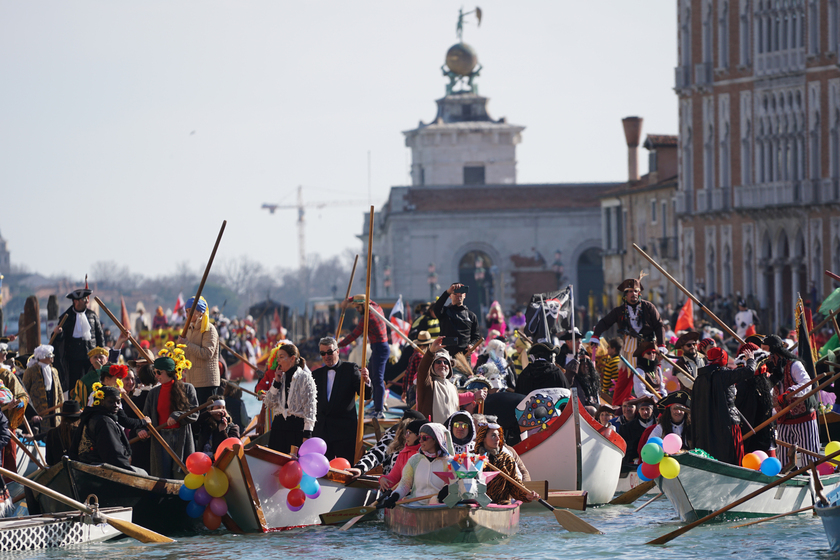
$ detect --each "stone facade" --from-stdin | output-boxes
[0,230,9,276]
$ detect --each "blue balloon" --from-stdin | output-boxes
[637,463,652,482]
[760,457,782,476]
[186,499,206,518]
[300,473,320,496]
[179,484,196,502]
[647,437,664,448]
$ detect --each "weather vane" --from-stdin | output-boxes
[456,6,482,41]
[444,7,483,95]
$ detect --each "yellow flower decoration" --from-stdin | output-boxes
[92,382,102,391]
[116,379,124,388]
[93,400,101,406]
[173,349,185,356]
[158,349,168,357]
[165,341,175,349]
[176,344,187,349]
[94,390,105,400]
[183,360,192,370]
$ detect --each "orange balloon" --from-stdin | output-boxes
[203,507,222,530]
[665,379,680,392]
[329,457,351,470]
[742,453,761,470]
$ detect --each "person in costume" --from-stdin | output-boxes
[403,331,434,406]
[383,422,452,507]
[347,409,427,478]
[590,274,666,406]
[196,398,240,457]
[734,299,761,340]
[44,400,82,465]
[598,338,622,396]
[474,417,538,504]
[764,334,819,467]
[71,347,109,406]
[142,355,199,478]
[597,405,617,426]
[632,341,667,399]
[72,386,144,473]
[515,343,569,396]
[23,345,64,431]
[444,410,476,455]
[263,342,317,454]
[691,346,757,465]
[460,376,490,415]
[416,338,474,423]
[674,332,705,391]
[177,295,221,405]
[52,284,104,390]
[0,345,28,431]
[378,418,426,491]
[648,391,691,449]
[558,328,599,406]
[618,396,656,466]
[0,410,13,518]
[733,342,775,457]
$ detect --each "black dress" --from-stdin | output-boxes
[268,372,306,454]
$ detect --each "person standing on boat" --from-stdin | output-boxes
[312,337,371,463]
[0,410,13,517]
[558,329,600,407]
[474,418,538,504]
[691,346,757,466]
[674,332,705,390]
[52,285,105,391]
[733,342,775,457]
[416,338,473,423]
[589,274,666,407]
[444,411,476,454]
[382,422,452,507]
[433,283,481,358]
[177,296,221,406]
[337,295,389,420]
[632,342,667,400]
[263,343,317,454]
[764,335,820,468]
[617,396,656,466]
[23,345,64,431]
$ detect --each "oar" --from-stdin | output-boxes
[609,479,656,505]
[484,463,602,534]
[633,492,664,513]
[355,207,374,463]
[0,465,173,543]
[8,431,46,471]
[48,315,68,346]
[220,378,259,399]
[619,355,662,399]
[368,306,421,351]
[120,389,188,474]
[730,505,814,529]
[219,342,266,379]
[128,401,212,444]
[335,493,436,530]
[335,254,359,339]
[647,447,840,545]
[180,220,227,339]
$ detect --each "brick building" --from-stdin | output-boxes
[675,0,840,332]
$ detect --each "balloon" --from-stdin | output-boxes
[646,437,664,448]
[184,473,205,490]
[641,443,665,465]
[203,508,222,530]
[665,379,679,392]
[662,434,683,455]
[827,441,840,464]
[300,473,320,496]
[309,488,321,500]
[817,462,836,476]
[760,457,782,476]
[179,484,196,502]
[659,457,681,479]
[204,467,230,497]
[641,461,660,480]
[287,502,304,512]
[186,452,213,475]
[300,453,330,478]
[215,437,243,461]
[194,486,213,506]
[753,450,768,463]
[637,463,652,482]
[287,488,306,508]
[279,461,304,489]
[742,453,761,470]
[299,438,327,457]
[329,457,352,471]
[186,500,206,519]
[209,497,228,517]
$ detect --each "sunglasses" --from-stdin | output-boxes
[419,434,433,442]
[683,342,697,348]
[319,349,337,356]
[452,422,470,429]
[433,360,449,366]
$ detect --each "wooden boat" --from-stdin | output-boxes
[614,464,655,495]
[513,390,626,505]
[0,507,131,551]
[5,440,45,501]
[217,444,378,532]
[658,451,840,522]
[384,501,520,543]
[25,457,202,535]
[815,487,840,553]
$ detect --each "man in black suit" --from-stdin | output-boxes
[52,286,105,392]
[312,337,371,463]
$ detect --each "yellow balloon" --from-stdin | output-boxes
[184,472,205,490]
[204,467,230,498]
[659,457,681,479]
[827,441,840,456]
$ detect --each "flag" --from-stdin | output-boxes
[389,295,409,344]
[272,308,283,333]
[120,297,131,333]
[390,295,405,321]
[524,286,572,343]
[745,323,756,338]
[796,297,817,379]
[173,292,185,316]
[674,299,694,332]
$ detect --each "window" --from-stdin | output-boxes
[651,200,657,223]
[719,1,730,68]
[740,0,751,65]
[463,165,485,185]
[810,0,819,55]
[419,166,425,186]
[649,150,658,173]
[662,201,668,237]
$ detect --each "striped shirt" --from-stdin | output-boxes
[601,355,621,393]
[339,302,389,347]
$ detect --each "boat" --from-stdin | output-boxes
[5,439,46,501]
[384,501,520,543]
[815,486,840,553]
[658,451,840,522]
[0,507,131,552]
[217,444,378,532]
[513,389,627,505]
[614,464,656,495]
[25,457,202,535]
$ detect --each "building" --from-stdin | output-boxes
[0,230,9,277]
[600,118,680,311]
[675,0,840,332]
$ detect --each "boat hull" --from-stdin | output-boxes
[0,507,131,551]
[219,445,378,532]
[658,452,840,522]
[384,502,520,543]
[514,391,626,505]
[816,501,840,553]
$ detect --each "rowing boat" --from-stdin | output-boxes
[614,464,655,495]
[25,457,201,534]
[816,487,840,553]
[384,501,520,542]
[658,451,840,522]
[513,389,626,504]
[217,444,378,532]
[0,507,131,551]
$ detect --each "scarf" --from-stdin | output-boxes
[39,363,53,392]
[72,310,92,340]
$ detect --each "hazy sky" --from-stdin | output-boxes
[0,2,677,281]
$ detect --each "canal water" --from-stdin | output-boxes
[26,381,840,559]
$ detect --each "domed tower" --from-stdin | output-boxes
[403,9,524,187]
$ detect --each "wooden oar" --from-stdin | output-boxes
[485,463,601,534]
[619,355,662,399]
[368,306,421,350]
[8,431,46,471]
[181,220,227,338]
[220,378,259,398]
[120,389,188,474]
[633,491,664,513]
[730,505,814,529]
[128,400,212,444]
[775,438,824,461]
[219,342,266,379]
[646,447,840,545]
[47,315,68,346]
[609,479,656,505]
[354,207,374,463]
[335,254,359,339]
[95,298,155,363]
[334,493,436,530]
[0,465,173,543]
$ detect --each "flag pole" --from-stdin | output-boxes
[539,295,551,344]
[570,285,576,352]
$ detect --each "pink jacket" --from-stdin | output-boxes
[382,442,421,485]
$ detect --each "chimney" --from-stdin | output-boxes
[622,116,643,182]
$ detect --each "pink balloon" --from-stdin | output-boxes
[753,450,768,463]
[662,433,683,455]
[817,462,836,476]
[209,497,228,517]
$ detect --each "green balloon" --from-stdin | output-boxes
[641,442,665,465]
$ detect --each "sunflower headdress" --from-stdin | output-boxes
[157,342,192,380]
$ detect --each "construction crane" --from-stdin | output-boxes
[261,185,368,271]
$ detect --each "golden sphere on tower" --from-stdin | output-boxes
[445,43,478,76]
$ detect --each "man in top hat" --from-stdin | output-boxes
[312,336,371,463]
[589,274,665,406]
[515,342,569,396]
[44,400,82,466]
[674,331,705,390]
[338,294,390,419]
[403,331,434,406]
[52,283,104,391]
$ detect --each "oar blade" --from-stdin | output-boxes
[553,509,602,534]
[609,480,656,505]
[105,516,174,544]
[338,513,367,531]
[320,505,376,526]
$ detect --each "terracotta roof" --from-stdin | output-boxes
[644,135,678,148]
[399,183,621,213]
[599,175,678,198]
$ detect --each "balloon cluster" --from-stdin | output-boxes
[278,437,335,511]
[741,450,782,476]
[637,434,682,481]
[815,441,840,475]
[180,441,241,530]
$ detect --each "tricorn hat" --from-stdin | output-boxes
[617,271,648,293]
[656,390,691,414]
[674,331,701,349]
[633,341,658,358]
[625,395,656,408]
[558,327,583,341]
[745,334,765,346]
[66,288,92,300]
[528,342,561,358]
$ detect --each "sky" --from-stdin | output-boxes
[0,1,678,281]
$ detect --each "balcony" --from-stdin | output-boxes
[696,189,710,213]
[732,181,816,208]
[694,62,713,87]
[674,65,691,90]
[658,237,679,261]
[711,187,731,211]
[821,178,840,202]
[755,47,805,77]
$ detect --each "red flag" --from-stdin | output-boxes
[745,324,756,338]
[120,297,131,333]
[173,292,184,315]
[674,299,694,332]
